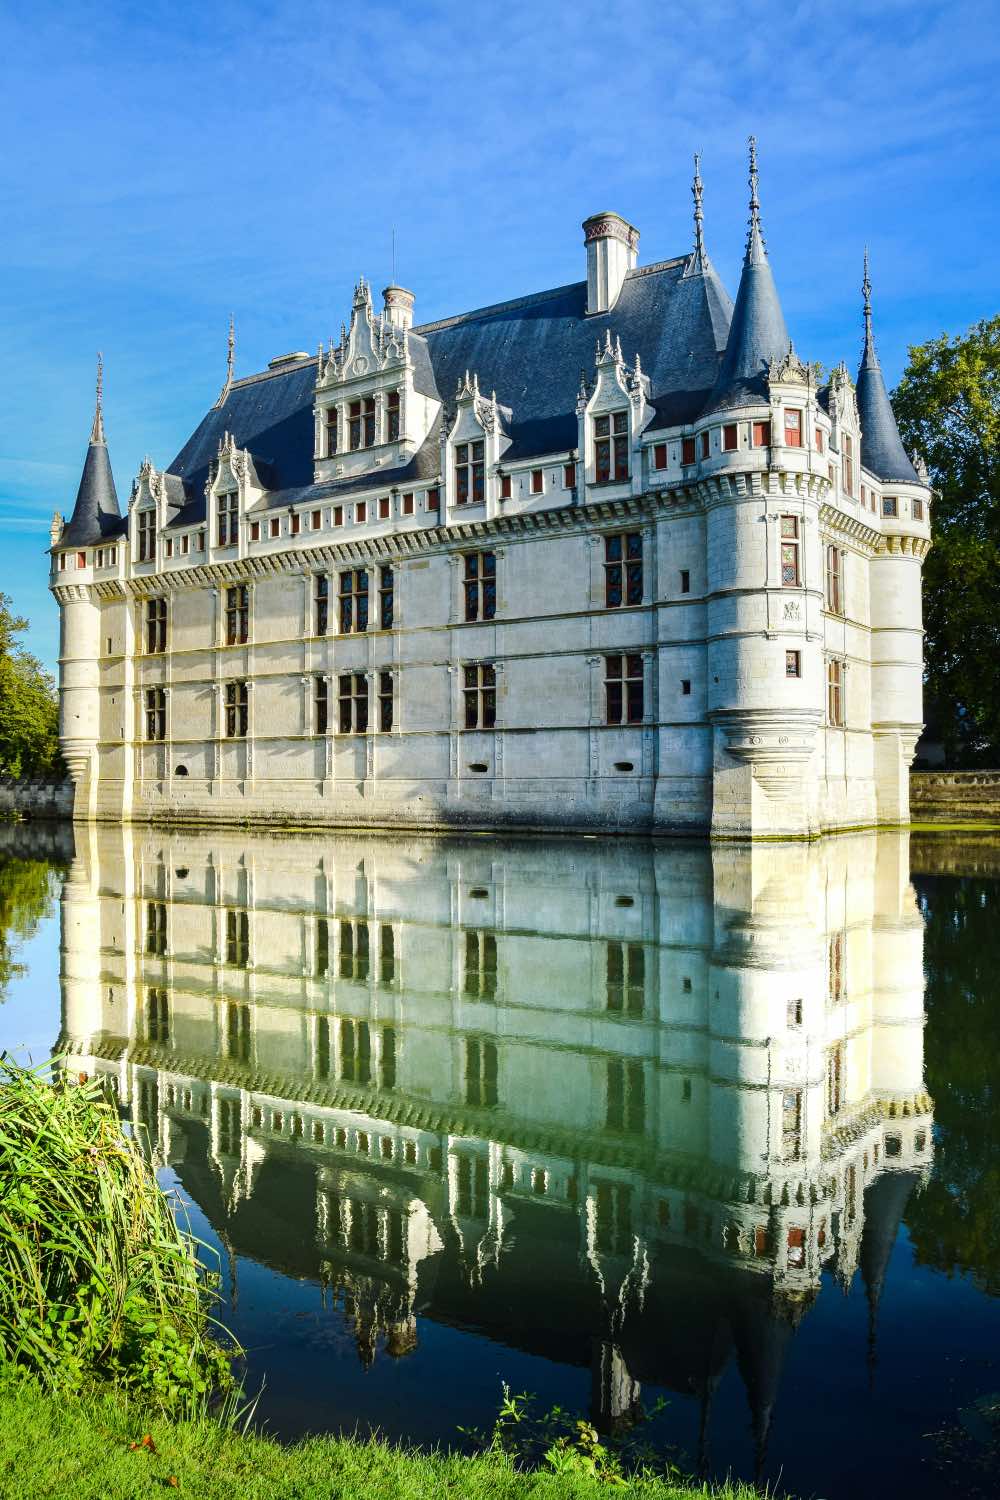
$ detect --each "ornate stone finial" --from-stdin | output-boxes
[214,315,236,408]
[90,352,106,444]
[49,511,63,546]
[862,247,879,368]
[746,135,765,263]
[692,151,706,267]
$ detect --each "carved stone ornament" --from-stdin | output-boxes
[768,343,809,385]
[783,600,801,621]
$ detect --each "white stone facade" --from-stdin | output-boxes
[49,160,932,838]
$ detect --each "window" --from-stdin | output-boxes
[681,436,696,465]
[455,440,485,505]
[145,597,167,653]
[227,1003,251,1063]
[225,680,249,737]
[464,930,497,998]
[604,532,642,607]
[349,396,376,449]
[197,531,205,551]
[607,941,644,1016]
[178,538,185,557]
[378,924,396,986]
[58,553,66,572]
[315,919,329,978]
[700,430,710,459]
[606,1059,644,1134]
[145,687,166,741]
[287,512,298,537]
[378,670,393,732]
[217,491,238,547]
[378,496,390,519]
[785,650,801,678]
[787,996,803,1027]
[605,654,643,725]
[722,423,738,452]
[784,409,802,447]
[564,461,576,488]
[387,390,400,442]
[146,901,167,956]
[269,517,280,539]
[325,406,338,456]
[315,676,328,735]
[595,411,628,482]
[146,988,169,1044]
[356,501,367,524]
[828,931,845,1004]
[782,1090,802,1160]
[681,678,691,695]
[463,663,496,729]
[379,565,394,629]
[249,521,260,542]
[752,420,771,448]
[827,658,844,726]
[815,427,825,452]
[912,496,924,521]
[826,1043,845,1117]
[339,569,369,633]
[402,491,414,515]
[165,538,174,559]
[338,673,369,733]
[464,551,496,622]
[334,505,343,526]
[680,568,690,593]
[225,584,249,645]
[500,473,512,500]
[339,921,370,983]
[380,1024,397,1089]
[882,496,898,517]
[226,909,250,967]
[780,516,800,586]
[825,545,843,614]
[843,433,855,497]
[465,1037,498,1107]
[137,510,155,562]
[314,575,329,636]
[654,442,668,468]
[530,468,544,494]
[427,487,440,512]
[338,1019,371,1084]
[455,1154,489,1219]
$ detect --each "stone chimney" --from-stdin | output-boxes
[382,285,415,331]
[582,212,639,315]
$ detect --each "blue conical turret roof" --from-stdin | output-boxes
[60,356,124,547]
[856,253,918,485]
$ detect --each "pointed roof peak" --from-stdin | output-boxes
[861,247,879,369]
[90,352,106,445]
[745,135,767,266]
[691,151,707,270]
[215,315,236,408]
[856,252,919,484]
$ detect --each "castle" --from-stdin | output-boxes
[49,143,931,838]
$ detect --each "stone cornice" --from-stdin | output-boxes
[818,501,883,554]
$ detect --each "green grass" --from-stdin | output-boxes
[0,1376,767,1500]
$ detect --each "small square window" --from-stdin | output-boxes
[680,569,690,594]
[815,427,825,452]
[752,420,771,447]
[378,496,390,519]
[681,679,691,695]
[531,469,543,494]
[787,996,803,1026]
[290,513,300,536]
[311,510,322,530]
[356,501,367,524]
[883,496,898,517]
[427,487,440,511]
[77,551,87,568]
[699,430,710,459]
[723,424,738,451]
[681,437,696,465]
[653,442,667,469]
[269,517,280,539]
[165,538,173,558]
[564,462,576,488]
[912,497,924,521]
[333,505,343,526]
[500,474,512,499]
[786,649,801,678]
[402,492,414,515]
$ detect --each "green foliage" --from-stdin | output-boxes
[906,875,1000,1294]
[0,1371,770,1500]
[0,1059,235,1412]
[0,592,61,780]
[0,856,59,998]
[893,318,1000,764]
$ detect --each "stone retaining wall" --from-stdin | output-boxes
[0,778,74,821]
[910,770,1000,825]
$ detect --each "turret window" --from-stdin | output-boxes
[145,597,167,653]
[137,510,155,562]
[325,406,338,456]
[604,532,643,607]
[882,496,898,517]
[144,687,166,742]
[387,390,400,442]
[784,409,802,447]
[464,551,497,622]
[681,437,696,465]
[349,397,376,450]
[605,654,643,725]
[595,411,628,482]
[225,585,249,645]
[339,569,369,632]
[780,516,800,586]
[912,497,924,521]
[224,680,249,737]
[723,423,738,451]
[456,441,485,505]
[699,430,710,459]
[752,420,771,447]
[217,491,238,547]
[338,673,369,733]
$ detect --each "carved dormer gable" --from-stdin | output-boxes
[768,342,809,387]
[206,432,267,559]
[578,330,653,496]
[442,370,512,520]
[313,276,440,485]
[827,363,861,453]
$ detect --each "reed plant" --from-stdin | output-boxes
[0,1057,234,1412]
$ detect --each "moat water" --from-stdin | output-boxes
[1,821,998,1499]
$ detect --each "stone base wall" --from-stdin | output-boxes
[0,778,74,821]
[910,771,1000,826]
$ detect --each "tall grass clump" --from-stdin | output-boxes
[0,1057,234,1411]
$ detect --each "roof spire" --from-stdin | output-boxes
[856,250,919,483]
[215,315,236,408]
[745,135,766,265]
[862,247,878,367]
[90,352,105,444]
[692,151,706,269]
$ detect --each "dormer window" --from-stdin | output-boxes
[595,412,628,482]
[325,406,338,456]
[387,391,400,442]
[349,397,376,450]
[217,491,238,547]
[456,441,485,505]
[137,510,155,562]
[843,433,855,497]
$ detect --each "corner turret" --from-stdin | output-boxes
[60,355,124,547]
[856,251,918,484]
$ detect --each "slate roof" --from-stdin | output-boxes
[703,218,790,414]
[157,256,734,523]
[856,322,918,485]
[60,436,126,547]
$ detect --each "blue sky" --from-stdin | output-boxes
[1,0,998,672]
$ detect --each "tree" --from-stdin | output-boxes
[0,854,57,998]
[0,593,61,779]
[893,317,1000,765]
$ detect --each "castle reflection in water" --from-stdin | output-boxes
[57,827,932,1471]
